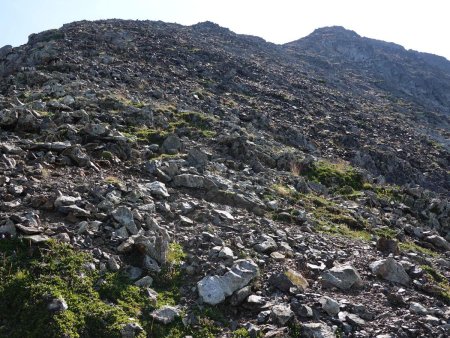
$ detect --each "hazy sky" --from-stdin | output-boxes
[1,0,449,60]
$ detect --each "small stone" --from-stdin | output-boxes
[246,294,266,309]
[230,286,252,306]
[269,269,308,293]
[48,297,68,312]
[161,134,182,153]
[257,310,271,324]
[270,251,285,261]
[108,256,121,272]
[146,181,170,198]
[134,276,153,287]
[301,322,335,338]
[120,322,143,338]
[150,306,180,324]
[179,215,194,226]
[409,302,428,315]
[423,315,439,325]
[346,313,365,327]
[271,304,294,325]
[125,265,142,280]
[253,235,277,253]
[24,234,50,243]
[142,255,161,273]
[111,206,138,235]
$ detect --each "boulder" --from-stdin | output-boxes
[321,264,363,290]
[369,257,410,285]
[197,259,259,305]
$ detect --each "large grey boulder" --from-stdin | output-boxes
[370,257,410,285]
[197,259,259,305]
[321,264,363,290]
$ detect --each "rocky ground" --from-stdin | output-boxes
[0,20,449,338]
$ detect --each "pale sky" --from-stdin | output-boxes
[1,0,449,60]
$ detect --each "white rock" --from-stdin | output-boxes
[271,304,294,325]
[197,259,259,305]
[150,306,179,324]
[146,181,169,197]
[321,264,363,290]
[320,296,340,316]
[370,257,410,285]
[409,302,428,315]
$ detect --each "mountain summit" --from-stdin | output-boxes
[0,19,449,337]
[286,25,450,120]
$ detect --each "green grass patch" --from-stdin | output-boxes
[0,239,148,338]
[399,241,439,257]
[373,227,398,239]
[0,238,226,337]
[421,265,450,304]
[303,160,364,193]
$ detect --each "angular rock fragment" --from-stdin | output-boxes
[197,259,259,305]
[321,264,363,290]
[301,322,335,338]
[370,257,410,285]
[111,206,139,235]
[320,296,340,316]
[145,181,169,198]
[270,304,294,325]
[150,306,179,324]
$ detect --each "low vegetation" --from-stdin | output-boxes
[0,239,231,337]
[303,160,364,193]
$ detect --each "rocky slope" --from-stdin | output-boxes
[0,19,449,338]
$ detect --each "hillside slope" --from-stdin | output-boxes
[0,20,449,338]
